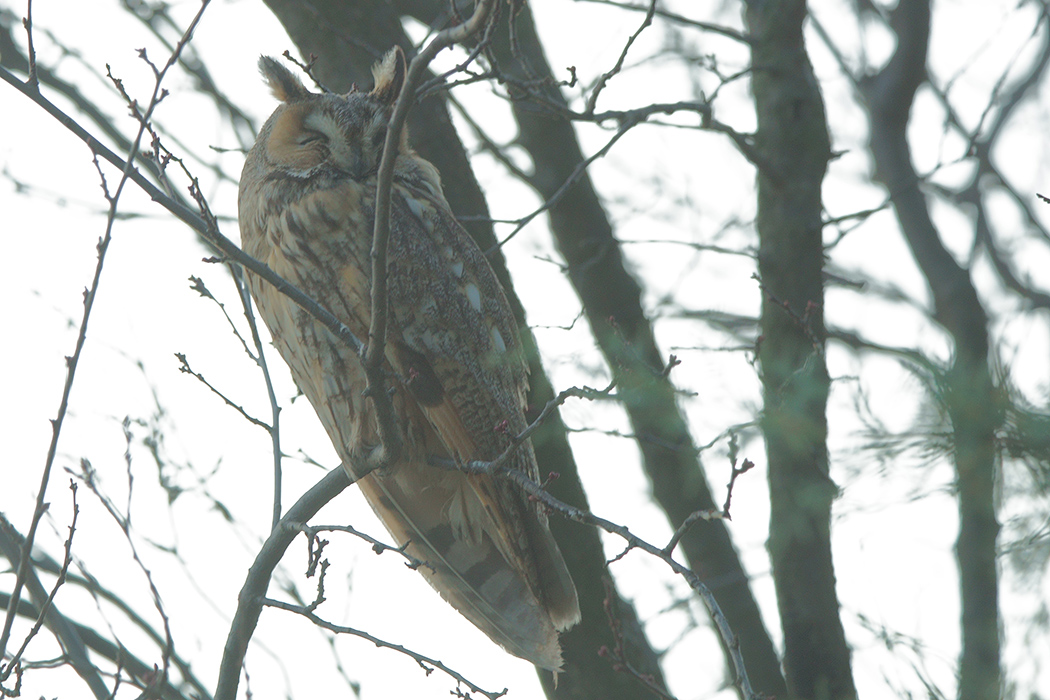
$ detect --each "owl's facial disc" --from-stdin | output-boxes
[302,110,372,179]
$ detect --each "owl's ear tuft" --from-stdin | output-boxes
[370,46,407,107]
[258,56,312,103]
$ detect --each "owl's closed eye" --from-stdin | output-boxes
[254,52,406,181]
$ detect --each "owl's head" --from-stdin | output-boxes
[250,48,409,181]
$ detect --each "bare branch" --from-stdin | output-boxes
[263,598,507,699]
[174,352,271,430]
[21,0,37,91]
[364,0,498,472]
[215,467,353,700]
[184,270,287,528]
[597,579,676,700]
[584,0,657,115]
[576,0,750,44]
[0,484,95,698]
[290,522,431,572]
[233,270,287,531]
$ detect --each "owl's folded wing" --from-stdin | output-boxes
[382,187,581,632]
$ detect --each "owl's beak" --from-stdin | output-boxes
[330,142,370,180]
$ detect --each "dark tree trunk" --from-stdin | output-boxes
[744,1,856,698]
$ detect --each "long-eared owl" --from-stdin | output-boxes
[237,47,580,669]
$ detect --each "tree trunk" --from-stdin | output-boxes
[862,3,1002,698]
[744,1,857,698]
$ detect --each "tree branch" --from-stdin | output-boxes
[363,0,497,472]
[214,467,352,700]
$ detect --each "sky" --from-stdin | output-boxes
[1,0,1049,699]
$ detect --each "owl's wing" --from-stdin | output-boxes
[379,183,581,637]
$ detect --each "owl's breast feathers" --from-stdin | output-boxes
[239,165,579,669]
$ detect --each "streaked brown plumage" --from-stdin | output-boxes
[237,48,579,669]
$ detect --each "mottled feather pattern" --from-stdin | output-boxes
[238,49,579,669]
[382,188,549,596]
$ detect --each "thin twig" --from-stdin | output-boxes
[174,352,271,430]
[0,483,85,696]
[584,0,657,115]
[186,269,287,526]
[597,579,676,699]
[21,0,37,91]
[262,598,507,699]
[430,382,616,480]
[290,522,430,572]
[575,0,751,44]
[187,275,257,363]
[232,269,286,531]
[487,117,637,251]
[662,507,725,558]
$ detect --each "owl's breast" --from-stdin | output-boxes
[246,180,370,276]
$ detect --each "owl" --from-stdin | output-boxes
[237,48,580,669]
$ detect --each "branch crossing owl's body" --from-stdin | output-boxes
[238,49,580,669]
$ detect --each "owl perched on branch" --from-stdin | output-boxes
[237,48,580,669]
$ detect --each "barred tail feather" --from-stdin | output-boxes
[523,511,580,633]
[355,464,565,669]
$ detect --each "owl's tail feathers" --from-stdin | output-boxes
[523,510,581,633]
[356,468,568,670]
